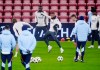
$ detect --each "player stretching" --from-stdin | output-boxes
[18,25,36,70]
[71,16,91,62]
[0,25,16,70]
[34,6,48,40]
[42,12,64,53]
[12,19,33,57]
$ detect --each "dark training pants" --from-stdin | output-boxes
[20,53,32,70]
[75,41,86,61]
[91,30,100,45]
[35,26,47,40]
[1,53,13,70]
[44,31,61,48]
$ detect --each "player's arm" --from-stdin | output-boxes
[57,20,62,30]
[35,12,38,25]
[13,25,19,37]
[23,22,33,29]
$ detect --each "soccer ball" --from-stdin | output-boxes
[30,57,34,63]
[57,56,63,62]
[32,58,39,63]
[35,57,42,62]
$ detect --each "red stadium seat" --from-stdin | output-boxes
[3,16,12,23]
[51,0,58,4]
[32,0,40,6]
[87,0,95,10]
[13,16,21,22]
[23,4,31,10]
[22,11,31,17]
[78,0,86,6]
[5,0,12,4]
[32,6,39,12]
[0,17,3,23]
[59,17,68,23]
[69,0,76,3]
[23,0,31,4]
[41,0,49,12]
[22,16,31,23]
[0,5,3,12]
[14,0,22,4]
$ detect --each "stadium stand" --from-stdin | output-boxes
[0,0,99,23]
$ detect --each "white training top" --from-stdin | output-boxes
[49,17,62,32]
[91,15,98,30]
[13,21,33,37]
[35,11,48,27]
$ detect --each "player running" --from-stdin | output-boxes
[34,6,48,40]
[71,16,91,62]
[12,19,33,57]
[0,25,16,70]
[18,25,36,70]
[41,12,64,53]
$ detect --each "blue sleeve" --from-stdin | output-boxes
[11,35,16,50]
[18,36,27,52]
[29,36,36,51]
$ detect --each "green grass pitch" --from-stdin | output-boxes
[0,41,100,70]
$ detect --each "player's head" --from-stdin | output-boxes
[12,18,17,23]
[79,16,84,20]
[4,25,10,30]
[91,7,96,13]
[50,12,56,19]
[71,14,77,22]
[38,5,43,12]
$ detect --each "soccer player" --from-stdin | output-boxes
[70,14,81,60]
[41,12,64,53]
[88,12,100,48]
[71,16,91,62]
[18,25,36,70]
[0,25,16,70]
[34,6,48,39]
[88,7,96,26]
[12,19,33,57]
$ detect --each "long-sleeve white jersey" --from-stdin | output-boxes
[13,21,33,37]
[35,11,48,27]
[91,15,98,30]
[49,18,62,32]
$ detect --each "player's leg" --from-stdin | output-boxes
[24,54,32,70]
[44,31,52,52]
[14,43,19,57]
[81,41,86,62]
[88,30,95,48]
[1,54,6,70]
[51,32,64,53]
[75,41,81,62]
[20,50,26,67]
[7,53,13,70]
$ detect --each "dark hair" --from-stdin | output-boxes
[91,7,96,12]
[4,25,10,30]
[71,14,77,18]
[12,18,17,23]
